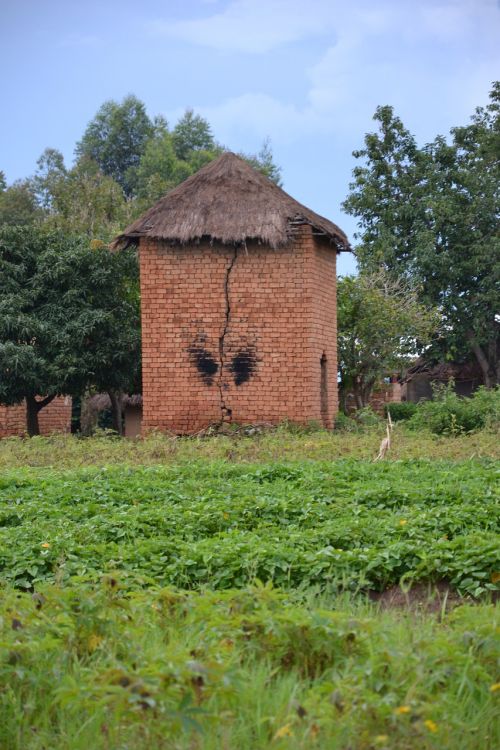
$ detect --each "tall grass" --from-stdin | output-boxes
[0,424,498,468]
[0,583,498,749]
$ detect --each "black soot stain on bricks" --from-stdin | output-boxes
[230,346,257,386]
[187,345,219,385]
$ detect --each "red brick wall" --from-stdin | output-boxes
[345,383,402,415]
[368,383,402,415]
[308,239,338,428]
[139,224,338,433]
[0,397,72,438]
[0,403,26,437]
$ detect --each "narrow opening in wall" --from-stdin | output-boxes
[320,352,328,428]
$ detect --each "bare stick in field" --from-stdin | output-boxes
[375,410,393,461]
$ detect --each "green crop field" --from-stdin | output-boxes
[0,430,499,749]
[1,460,499,595]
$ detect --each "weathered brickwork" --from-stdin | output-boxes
[344,382,402,415]
[0,397,72,438]
[140,224,338,434]
[368,382,402,415]
[0,403,25,437]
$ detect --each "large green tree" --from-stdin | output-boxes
[132,113,281,211]
[34,149,130,240]
[0,226,140,435]
[0,175,41,227]
[75,99,282,213]
[172,108,216,160]
[133,118,193,209]
[343,83,500,386]
[75,95,154,197]
[337,272,437,409]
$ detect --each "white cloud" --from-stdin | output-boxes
[167,0,499,145]
[189,93,319,145]
[148,0,337,53]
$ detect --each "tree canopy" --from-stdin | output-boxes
[337,272,437,409]
[0,226,140,435]
[6,96,282,234]
[343,82,500,386]
[172,108,216,160]
[34,149,130,240]
[0,178,41,227]
[75,95,154,197]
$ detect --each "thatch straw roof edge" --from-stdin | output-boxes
[112,152,350,252]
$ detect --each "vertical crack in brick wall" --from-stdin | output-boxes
[218,245,238,422]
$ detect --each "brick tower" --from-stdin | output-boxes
[113,153,349,433]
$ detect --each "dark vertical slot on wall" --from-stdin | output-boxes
[320,353,328,428]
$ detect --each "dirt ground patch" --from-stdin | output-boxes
[369,581,466,613]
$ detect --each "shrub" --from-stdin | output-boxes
[408,383,500,435]
[385,402,417,421]
[334,412,359,432]
[353,406,383,427]
[470,385,500,428]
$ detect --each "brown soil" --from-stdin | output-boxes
[369,581,465,613]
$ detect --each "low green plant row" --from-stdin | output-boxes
[0,461,498,596]
[0,583,498,750]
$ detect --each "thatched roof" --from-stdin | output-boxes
[87,394,143,412]
[112,152,349,251]
[404,358,483,383]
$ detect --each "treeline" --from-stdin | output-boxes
[338,82,499,405]
[0,97,281,434]
[0,95,281,240]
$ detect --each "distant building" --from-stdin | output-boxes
[0,397,72,438]
[114,152,349,433]
[402,359,485,402]
[85,393,143,438]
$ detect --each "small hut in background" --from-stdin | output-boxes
[83,394,143,438]
[113,153,349,434]
[402,359,485,402]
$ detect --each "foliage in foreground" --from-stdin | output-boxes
[0,460,498,596]
[0,583,498,750]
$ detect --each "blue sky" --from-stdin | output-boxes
[1,0,499,274]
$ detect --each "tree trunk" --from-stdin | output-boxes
[25,394,56,437]
[338,384,348,415]
[108,391,124,435]
[26,395,40,437]
[353,379,376,410]
[80,393,98,436]
[352,385,363,410]
[353,383,366,409]
[488,338,500,386]
[466,332,498,388]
